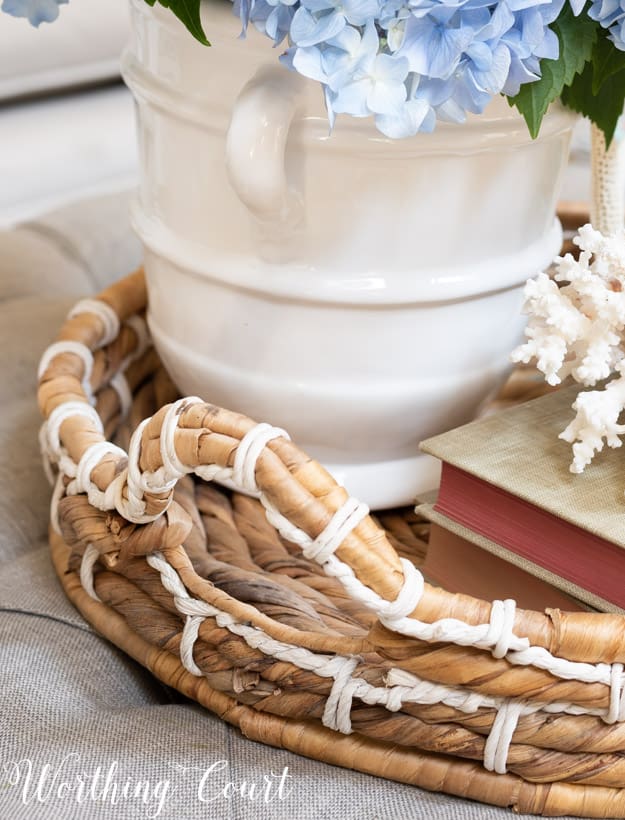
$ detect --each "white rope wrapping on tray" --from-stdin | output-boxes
[67,441,128,511]
[44,383,625,689]
[39,309,150,526]
[232,421,290,492]
[110,314,150,419]
[608,663,625,724]
[45,402,104,455]
[41,402,105,533]
[49,473,66,536]
[80,543,102,602]
[483,700,525,774]
[38,341,95,405]
[109,372,133,420]
[68,299,120,347]
[322,657,361,734]
[77,548,625,774]
[122,315,151,369]
[39,296,625,780]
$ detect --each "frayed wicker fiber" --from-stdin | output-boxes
[39,217,625,818]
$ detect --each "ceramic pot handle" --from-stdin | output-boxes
[226,67,302,226]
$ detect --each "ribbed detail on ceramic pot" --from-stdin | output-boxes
[121,0,577,507]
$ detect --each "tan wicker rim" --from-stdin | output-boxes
[36,225,625,817]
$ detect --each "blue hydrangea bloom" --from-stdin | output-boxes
[588,0,625,50]
[239,0,571,136]
[2,0,67,26]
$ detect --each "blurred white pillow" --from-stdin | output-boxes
[0,0,129,100]
[0,84,137,226]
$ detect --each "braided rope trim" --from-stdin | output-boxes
[79,549,625,774]
[39,306,150,529]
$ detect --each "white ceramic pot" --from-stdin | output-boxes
[123,0,576,508]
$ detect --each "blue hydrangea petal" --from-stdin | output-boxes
[589,0,625,50]
[533,25,559,59]
[590,0,622,20]
[505,0,551,11]
[589,0,625,40]
[408,0,466,18]
[399,16,474,78]
[479,1,514,39]
[436,97,469,123]
[501,54,539,96]
[234,0,252,34]
[540,0,565,23]
[323,18,379,81]
[300,0,337,12]
[264,4,295,43]
[325,23,364,50]
[379,0,407,26]
[513,8,546,53]
[416,76,457,106]
[367,80,407,114]
[229,0,575,137]
[289,6,346,45]
[360,16,381,50]
[2,0,67,26]
[374,52,410,82]
[458,6,493,28]
[343,0,383,24]
[362,55,410,114]
[465,40,495,72]
[375,96,435,136]
[291,44,329,80]
[332,79,372,115]
[425,3,466,23]
[609,23,625,50]
[471,42,511,91]
[324,85,338,129]
[279,45,297,70]
[386,17,408,49]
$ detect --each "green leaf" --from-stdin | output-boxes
[143,0,210,46]
[561,55,625,147]
[508,6,597,138]
[591,29,625,92]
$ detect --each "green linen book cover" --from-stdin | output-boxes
[420,383,625,549]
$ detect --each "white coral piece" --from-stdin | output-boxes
[560,374,625,473]
[511,224,625,475]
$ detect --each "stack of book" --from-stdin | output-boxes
[418,383,625,613]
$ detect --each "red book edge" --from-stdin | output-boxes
[422,521,585,612]
[434,463,625,610]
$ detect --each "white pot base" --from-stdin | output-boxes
[314,452,441,510]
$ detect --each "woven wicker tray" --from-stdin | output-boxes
[40,206,625,819]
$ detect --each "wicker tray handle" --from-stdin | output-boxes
[38,271,625,663]
[37,271,625,701]
[38,267,625,813]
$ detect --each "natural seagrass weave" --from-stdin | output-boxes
[39,204,625,819]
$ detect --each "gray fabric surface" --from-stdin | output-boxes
[0,192,580,819]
